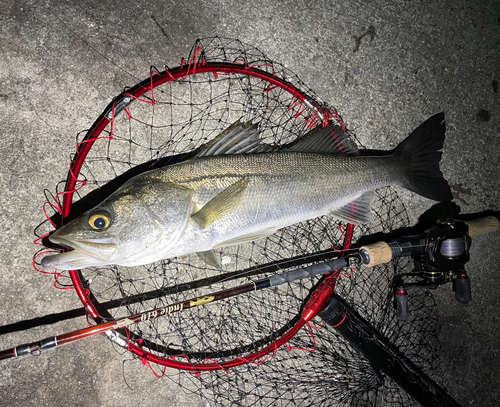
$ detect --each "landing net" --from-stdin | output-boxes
[35,37,440,406]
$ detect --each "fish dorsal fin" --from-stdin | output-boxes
[329,192,374,224]
[192,178,249,229]
[196,121,271,157]
[287,125,359,155]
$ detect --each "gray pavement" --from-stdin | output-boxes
[0,1,499,406]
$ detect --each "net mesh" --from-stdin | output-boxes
[35,37,440,406]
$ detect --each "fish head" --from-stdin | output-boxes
[41,178,195,270]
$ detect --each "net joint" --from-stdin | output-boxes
[104,330,128,348]
[106,96,133,120]
[303,99,325,121]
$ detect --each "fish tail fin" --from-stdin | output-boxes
[392,112,453,201]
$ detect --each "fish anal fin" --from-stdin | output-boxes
[329,192,374,224]
[192,179,249,229]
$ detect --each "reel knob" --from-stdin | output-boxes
[453,272,472,304]
[395,289,409,321]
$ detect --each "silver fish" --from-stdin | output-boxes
[41,113,452,270]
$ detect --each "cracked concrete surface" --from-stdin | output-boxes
[0,1,498,406]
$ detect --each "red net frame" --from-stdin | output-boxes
[59,54,351,370]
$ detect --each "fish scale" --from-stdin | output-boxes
[161,152,397,217]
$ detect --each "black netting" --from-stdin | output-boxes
[35,37,440,406]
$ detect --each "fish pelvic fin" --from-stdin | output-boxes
[213,227,278,248]
[196,250,221,268]
[329,192,374,224]
[192,178,249,229]
[392,112,453,202]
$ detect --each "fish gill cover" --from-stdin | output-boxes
[34,37,439,406]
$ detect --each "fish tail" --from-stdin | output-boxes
[392,112,453,201]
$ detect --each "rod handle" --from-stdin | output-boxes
[465,216,499,238]
[359,241,393,267]
[360,216,500,267]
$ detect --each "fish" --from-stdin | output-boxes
[41,113,452,270]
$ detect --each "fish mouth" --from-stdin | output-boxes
[41,236,118,270]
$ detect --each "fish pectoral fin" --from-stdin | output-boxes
[196,250,221,268]
[214,228,278,248]
[329,192,374,224]
[191,179,249,229]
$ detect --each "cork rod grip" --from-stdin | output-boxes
[465,216,499,238]
[359,241,393,267]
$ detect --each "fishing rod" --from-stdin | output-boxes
[0,255,354,363]
[1,215,498,364]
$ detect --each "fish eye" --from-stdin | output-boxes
[89,213,111,230]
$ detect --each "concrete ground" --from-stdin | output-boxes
[0,0,498,406]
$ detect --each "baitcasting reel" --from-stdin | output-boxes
[391,219,472,321]
[358,217,500,321]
